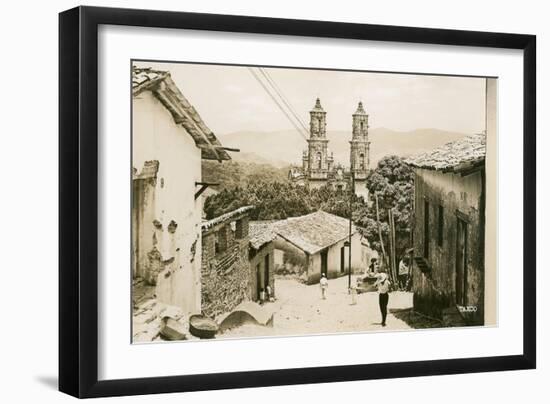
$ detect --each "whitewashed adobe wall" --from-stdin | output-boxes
[354,181,369,200]
[325,233,363,274]
[133,90,202,315]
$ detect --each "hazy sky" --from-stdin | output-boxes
[135,61,487,135]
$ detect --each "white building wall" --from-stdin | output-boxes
[133,90,203,314]
[354,181,369,200]
[325,233,363,274]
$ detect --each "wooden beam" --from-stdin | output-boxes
[218,146,240,152]
[458,163,484,177]
[194,182,219,200]
[197,145,241,153]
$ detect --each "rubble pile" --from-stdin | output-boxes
[132,278,199,342]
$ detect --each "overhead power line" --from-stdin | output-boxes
[258,68,310,135]
[247,67,308,141]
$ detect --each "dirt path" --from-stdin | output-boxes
[221,276,413,338]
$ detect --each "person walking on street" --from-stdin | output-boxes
[374,272,391,326]
[320,273,328,300]
[350,277,358,305]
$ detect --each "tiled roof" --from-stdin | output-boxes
[405,133,486,172]
[132,69,169,94]
[132,66,230,161]
[201,206,254,232]
[249,221,278,250]
[274,210,355,254]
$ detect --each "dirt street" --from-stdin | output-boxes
[221,276,413,339]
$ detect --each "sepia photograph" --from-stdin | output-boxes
[131,60,496,343]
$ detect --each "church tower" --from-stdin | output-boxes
[307,98,330,186]
[350,101,370,198]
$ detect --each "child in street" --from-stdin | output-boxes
[320,274,328,300]
[266,284,274,302]
[350,278,357,305]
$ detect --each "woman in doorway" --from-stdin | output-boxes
[374,272,391,326]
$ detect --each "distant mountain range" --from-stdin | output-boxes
[217,128,469,168]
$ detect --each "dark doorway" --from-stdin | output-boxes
[256,263,262,301]
[455,217,468,306]
[340,246,345,273]
[264,254,270,289]
[321,249,328,276]
[423,200,430,258]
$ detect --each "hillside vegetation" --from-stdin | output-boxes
[202,160,290,191]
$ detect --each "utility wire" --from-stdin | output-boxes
[259,68,310,135]
[247,67,308,141]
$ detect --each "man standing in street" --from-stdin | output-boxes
[374,272,391,326]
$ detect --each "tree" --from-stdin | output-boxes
[352,155,414,255]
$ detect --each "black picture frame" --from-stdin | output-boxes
[59,6,536,398]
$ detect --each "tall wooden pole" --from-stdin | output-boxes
[348,173,354,291]
[407,192,415,290]
[388,208,394,282]
[389,208,397,284]
[375,193,387,269]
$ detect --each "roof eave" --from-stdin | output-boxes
[411,157,485,175]
[202,206,254,233]
[276,228,358,255]
[132,72,170,96]
[135,72,231,162]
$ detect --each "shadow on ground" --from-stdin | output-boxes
[390,308,444,329]
[35,375,58,390]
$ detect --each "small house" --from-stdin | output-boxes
[271,210,364,284]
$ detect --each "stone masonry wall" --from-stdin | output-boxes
[201,225,251,319]
[412,168,485,324]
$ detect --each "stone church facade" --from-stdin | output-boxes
[289,98,370,199]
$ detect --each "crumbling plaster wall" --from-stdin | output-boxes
[412,168,485,324]
[133,90,202,315]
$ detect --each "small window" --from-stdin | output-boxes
[359,153,365,170]
[437,205,444,247]
[215,226,228,254]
